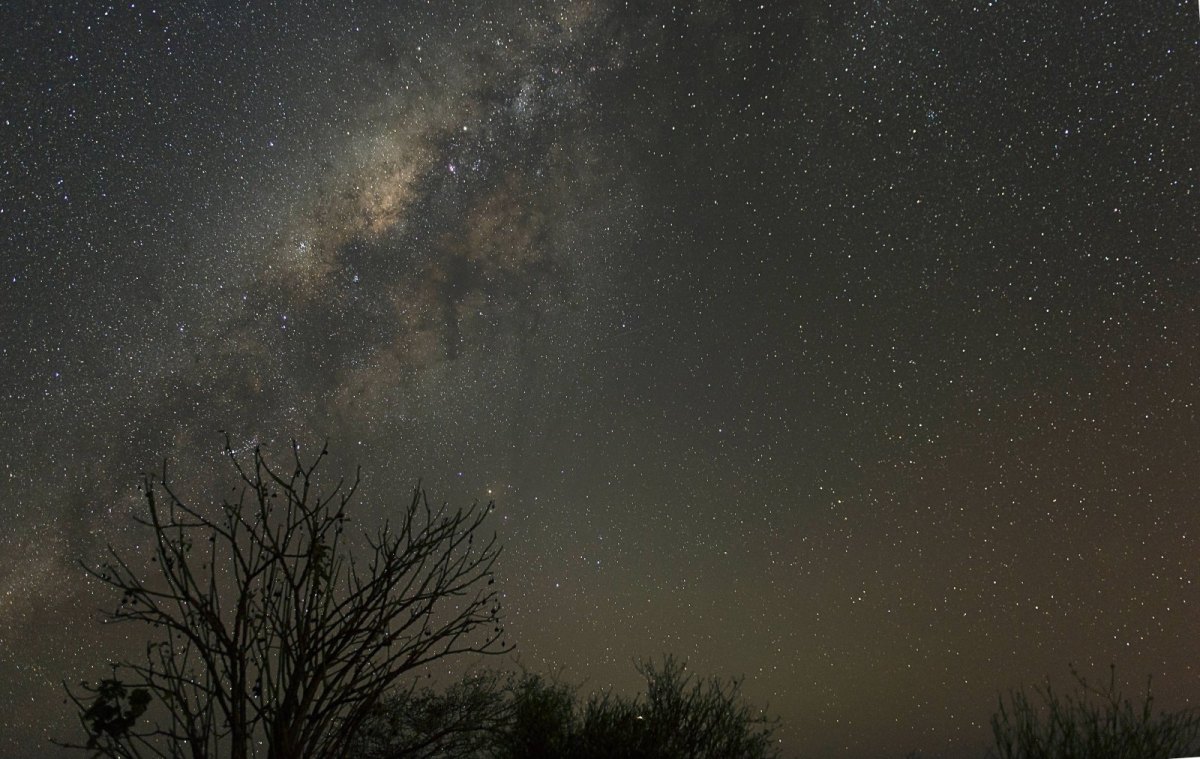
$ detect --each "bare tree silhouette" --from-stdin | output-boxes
[61,436,508,759]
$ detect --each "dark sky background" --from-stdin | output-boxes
[1,1,1197,756]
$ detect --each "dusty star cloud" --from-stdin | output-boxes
[159,1,636,465]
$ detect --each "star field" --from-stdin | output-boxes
[1,2,1197,757]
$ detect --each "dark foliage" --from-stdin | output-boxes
[79,676,152,750]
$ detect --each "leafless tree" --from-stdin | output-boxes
[60,437,508,759]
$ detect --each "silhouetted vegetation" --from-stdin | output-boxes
[990,665,1200,759]
[352,670,511,759]
[355,656,780,759]
[60,438,507,759]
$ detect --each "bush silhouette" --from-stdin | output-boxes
[990,665,1200,759]
[358,656,779,759]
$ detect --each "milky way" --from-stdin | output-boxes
[2,2,1197,756]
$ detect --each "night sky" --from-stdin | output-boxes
[1,1,1197,756]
